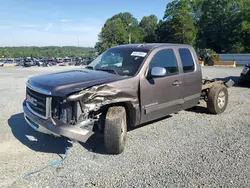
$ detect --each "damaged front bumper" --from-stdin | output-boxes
[23,101,94,142]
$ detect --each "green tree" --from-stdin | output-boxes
[96,12,143,52]
[155,20,171,43]
[239,0,250,52]
[94,42,102,53]
[140,15,158,42]
[194,0,243,53]
[0,47,96,58]
[159,0,197,45]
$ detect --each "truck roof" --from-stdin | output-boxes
[111,43,193,51]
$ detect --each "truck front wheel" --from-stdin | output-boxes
[104,106,127,154]
[207,84,228,114]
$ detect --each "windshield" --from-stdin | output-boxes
[88,47,149,76]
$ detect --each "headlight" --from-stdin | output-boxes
[242,66,249,75]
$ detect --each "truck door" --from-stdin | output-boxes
[140,48,183,124]
[178,48,202,110]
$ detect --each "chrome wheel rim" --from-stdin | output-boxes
[218,91,226,108]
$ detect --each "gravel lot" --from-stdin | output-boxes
[0,66,249,188]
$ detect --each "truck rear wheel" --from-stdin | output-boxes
[207,84,228,114]
[104,106,127,154]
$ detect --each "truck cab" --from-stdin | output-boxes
[138,45,202,123]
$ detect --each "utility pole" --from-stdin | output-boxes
[77,35,80,47]
[128,23,132,44]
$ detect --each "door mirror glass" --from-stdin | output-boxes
[150,67,166,77]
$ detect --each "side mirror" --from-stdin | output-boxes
[149,67,166,78]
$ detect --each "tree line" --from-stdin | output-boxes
[95,0,250,54]
[0,46,96,59]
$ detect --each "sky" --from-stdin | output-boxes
[0,0,169,47]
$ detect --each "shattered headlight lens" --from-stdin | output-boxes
[242,66,249,75]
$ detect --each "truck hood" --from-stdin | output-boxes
[27,68,123,97]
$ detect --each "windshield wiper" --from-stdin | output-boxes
[95,68,118,75]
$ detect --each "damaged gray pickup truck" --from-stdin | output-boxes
[23,43,234,154]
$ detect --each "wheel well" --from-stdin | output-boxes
[107,102,136,128]
[94,102,137,132]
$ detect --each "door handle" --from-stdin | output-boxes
[172,80,181,86]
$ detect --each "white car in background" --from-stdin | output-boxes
[0,60,4,66]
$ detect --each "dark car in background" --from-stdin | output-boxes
[15,58,24,66]
[56,58,63,64]
[74,57,88,66]
[239,64,250,86]
[23,59,35,67]
[64,58,75,65]
[86,57,95,65]
[33,59,43,66]
[47,59,57,65]
[40,59,53,66]
[5,59,16,65]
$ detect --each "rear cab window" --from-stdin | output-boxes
[179,48,195,73]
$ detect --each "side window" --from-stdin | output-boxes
[179,48,195,73]
[149,49,178,75]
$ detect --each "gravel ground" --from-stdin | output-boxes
[0,66,249,188]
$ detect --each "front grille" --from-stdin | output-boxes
[26,87,49,118]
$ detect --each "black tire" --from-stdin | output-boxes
[238,79,245,86]
[207,84,228,114]
[207,58,215,66]
[104,106,127,154]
